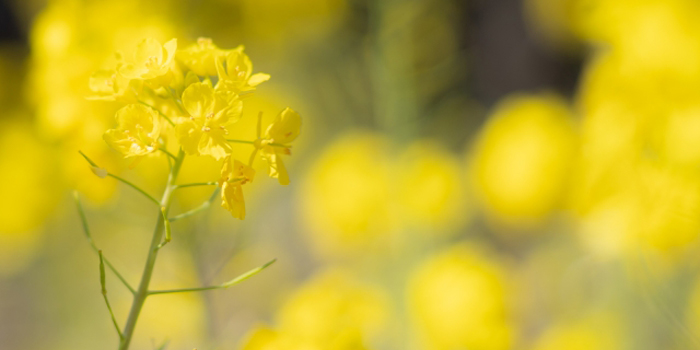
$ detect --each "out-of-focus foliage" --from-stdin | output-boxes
[4,0,700,349]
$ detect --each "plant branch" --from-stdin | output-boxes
[79,151,161,206]
[99,250,124,341]
[156,207,172,250]
[148,258,277,295]
[137,100,175,127]
[173,182,218,190]
[118,148,186,350]
[168,188,220,222]
[74,191,135,294]
[107,173,161,206]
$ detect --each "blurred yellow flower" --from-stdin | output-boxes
[119,38,178,86]
[215,46,271,93]
[472,93,576,229]
[220,156,256,219]
[395,140,469,235]
[300,132,395,258]
[177,37,230,77]
[176,82,242,159]
[239,270,388,349]
[531,314,623,350]
[407,244,513,350]
[258,107,301,185]
[87,68,135,102]
[103,104,162,159]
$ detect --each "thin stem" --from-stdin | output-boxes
[174,182,218,189]
[79,151,161,206]
[74,192,135,294]
[160,148,177,161]
[156,207,172,250]
[226,139,255,145]
[138,100,175,127]
[248,149,258,167]
[99,250,124,340]
[119,149,186,350]
[168,88,186,114]
[148,258,277,295]
[256,111,263,139]
[107,174,161,206]
[169,188,220,222]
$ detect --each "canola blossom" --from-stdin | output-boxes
[80,37,301,350]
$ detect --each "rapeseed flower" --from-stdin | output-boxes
[256,107,301,185]
[215,46,270,93]
[176,82,243,159]
[103,104,162,159]
[177,37,229,77]
[119,38,177,86]
[219,157,256,219]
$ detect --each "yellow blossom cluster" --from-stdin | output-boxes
[91,37,301,219]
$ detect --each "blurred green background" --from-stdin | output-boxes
[3,0,700,349]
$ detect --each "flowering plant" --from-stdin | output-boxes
[75,37,301,350]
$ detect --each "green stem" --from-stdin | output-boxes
[74,192,136,294]
[99,250,124,340]
[118,149,185,350]
[167,88,186,114]
[138,100,175,127]
[79,151,160,206]
[156,207,172,250]
[169,188,220,222]
[226,139,255,145]
[107,174,160,206]
[148,258,276,295]
[159,148,177,161]
[174,182,218,189]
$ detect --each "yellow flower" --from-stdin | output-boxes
[176,37,230,77]
[87,69,136,101]
[219,157,255,219]
[175,82,242,159]
[408,245,513,350]
[471,93,576,229]
[103,104,162,158]
[215,46,270,93]
[532,313,623,350]
[119,38,177,84]
[257,107,301,185]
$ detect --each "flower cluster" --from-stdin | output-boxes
[91,37,301,219]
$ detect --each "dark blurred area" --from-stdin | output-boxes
[0,0,582,109]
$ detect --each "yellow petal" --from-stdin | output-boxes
[234,159,256,182]
[135,38,164,65]
[265,107,301,144]
[162,38,178,66]
[182,82,216,117]
[221,182,246,219]
[175,119,202,156]
[215,91,243,124]
[118,63,149,80]
[248,73,271,87]
[262,148,290,185]
[225,49,254,81]
[89,69,117,94]
[197,133,231,160]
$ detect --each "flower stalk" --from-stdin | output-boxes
[118,148,185,350]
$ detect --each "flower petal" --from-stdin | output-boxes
[135,38,163,66]
[248,73,271,87]
[265,107,301,144]
[182,82,216,118]
[221,182,246,219]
